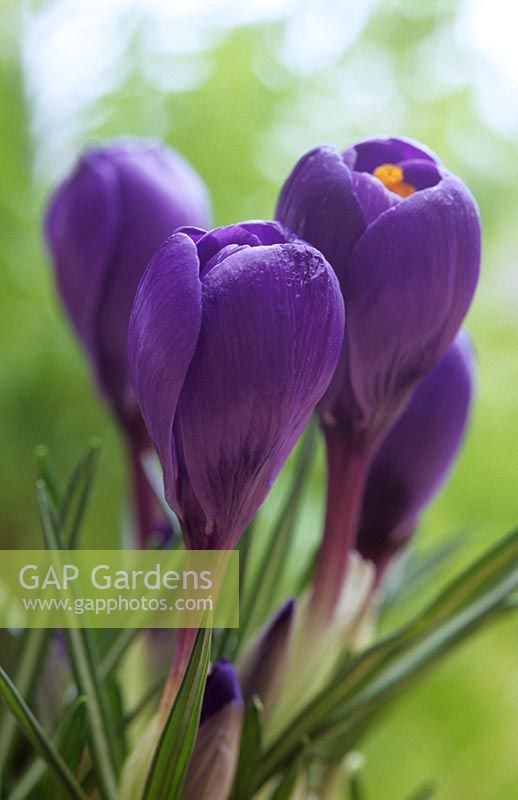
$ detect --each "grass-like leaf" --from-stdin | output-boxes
[0,667,86,800]
[0,629,50,775]
[59,440,101,548]
[268,738,307,800]
[143,627,212,800]
[238,420,317,649]
[37,481,120,800]
[7,697,88,800]
[230,696,263,800]
[35,445,64,509]
[0,444,101,777]
[255,528,518,788]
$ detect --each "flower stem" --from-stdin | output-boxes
[127,423,156,548]
[158,627,197,724]
[310,430,373,623]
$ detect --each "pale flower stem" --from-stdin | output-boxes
[127,432,157,548]
[158,626,198,724]
[310,432,373,623]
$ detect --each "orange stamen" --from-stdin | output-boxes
[373,163,416,198]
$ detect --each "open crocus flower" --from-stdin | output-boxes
[128,221,345,550]
[277,136,480,445]
[357,331,474,578]
[181,661,243,800]
[45,140,211,432]
[277,136,480,619]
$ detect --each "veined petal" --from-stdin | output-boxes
[128,233,202,511]
[351,171,400,226]
[276,145,365,284]
[175,242,345,548]
[342,174,480,441]
[45,140,211,427]
[357,332,474,568]
[94,144,210,419]
[344,136,439,172]
[44,152,120,358]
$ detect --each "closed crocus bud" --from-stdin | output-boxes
[128,221,345,550]
[180,660,243,800]
[45,140,211,543]
[238,598,296,718]
[277,137,480,619]
[357,331,474,578]
[45,140,211,430]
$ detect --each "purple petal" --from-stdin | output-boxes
[94,144,210,418]
[175,242,345,548]
[45,153,119,361]
[351,171,401,226]
[345,136,439,173]
[45,140,211,426]
[200,660,243,724]
[128,232,202,512]
[181,660,243,800]
[398,159,442,191]
[341,174,480,442]
[357,332,474,567]
[196,225,262,273]
[276,145,365,284]
[237,220,297,245]
[194,221,296,275]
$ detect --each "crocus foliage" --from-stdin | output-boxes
[128,221,345,549]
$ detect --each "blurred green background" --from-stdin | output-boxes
[0,0,517,797]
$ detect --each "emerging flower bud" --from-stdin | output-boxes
[45,139,211,432]
[357,331,474,576]
[181,660,243,800]
[277,137,480,619]
[238,598,296,718]
[128,222,345,549]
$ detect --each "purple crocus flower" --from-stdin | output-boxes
[45,140,211,542]
[181,661,243,800]
[277,136,480,444]
[45,140,211,432]
[277,136,480,619]
[357,331,474,577]
[128,221,345,550]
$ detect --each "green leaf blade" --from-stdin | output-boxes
[0,666,86,800]
[143,627,212,800]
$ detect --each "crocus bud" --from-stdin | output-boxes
[128,221,345,549]
[181,660,243,800]
[277,137,480,620]
[45,139,211,432]
[238,598,296,718]
[357,331,474,576]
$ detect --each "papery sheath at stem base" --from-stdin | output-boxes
[310,429,374,623]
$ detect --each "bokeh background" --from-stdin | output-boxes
[0,0,517,797]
